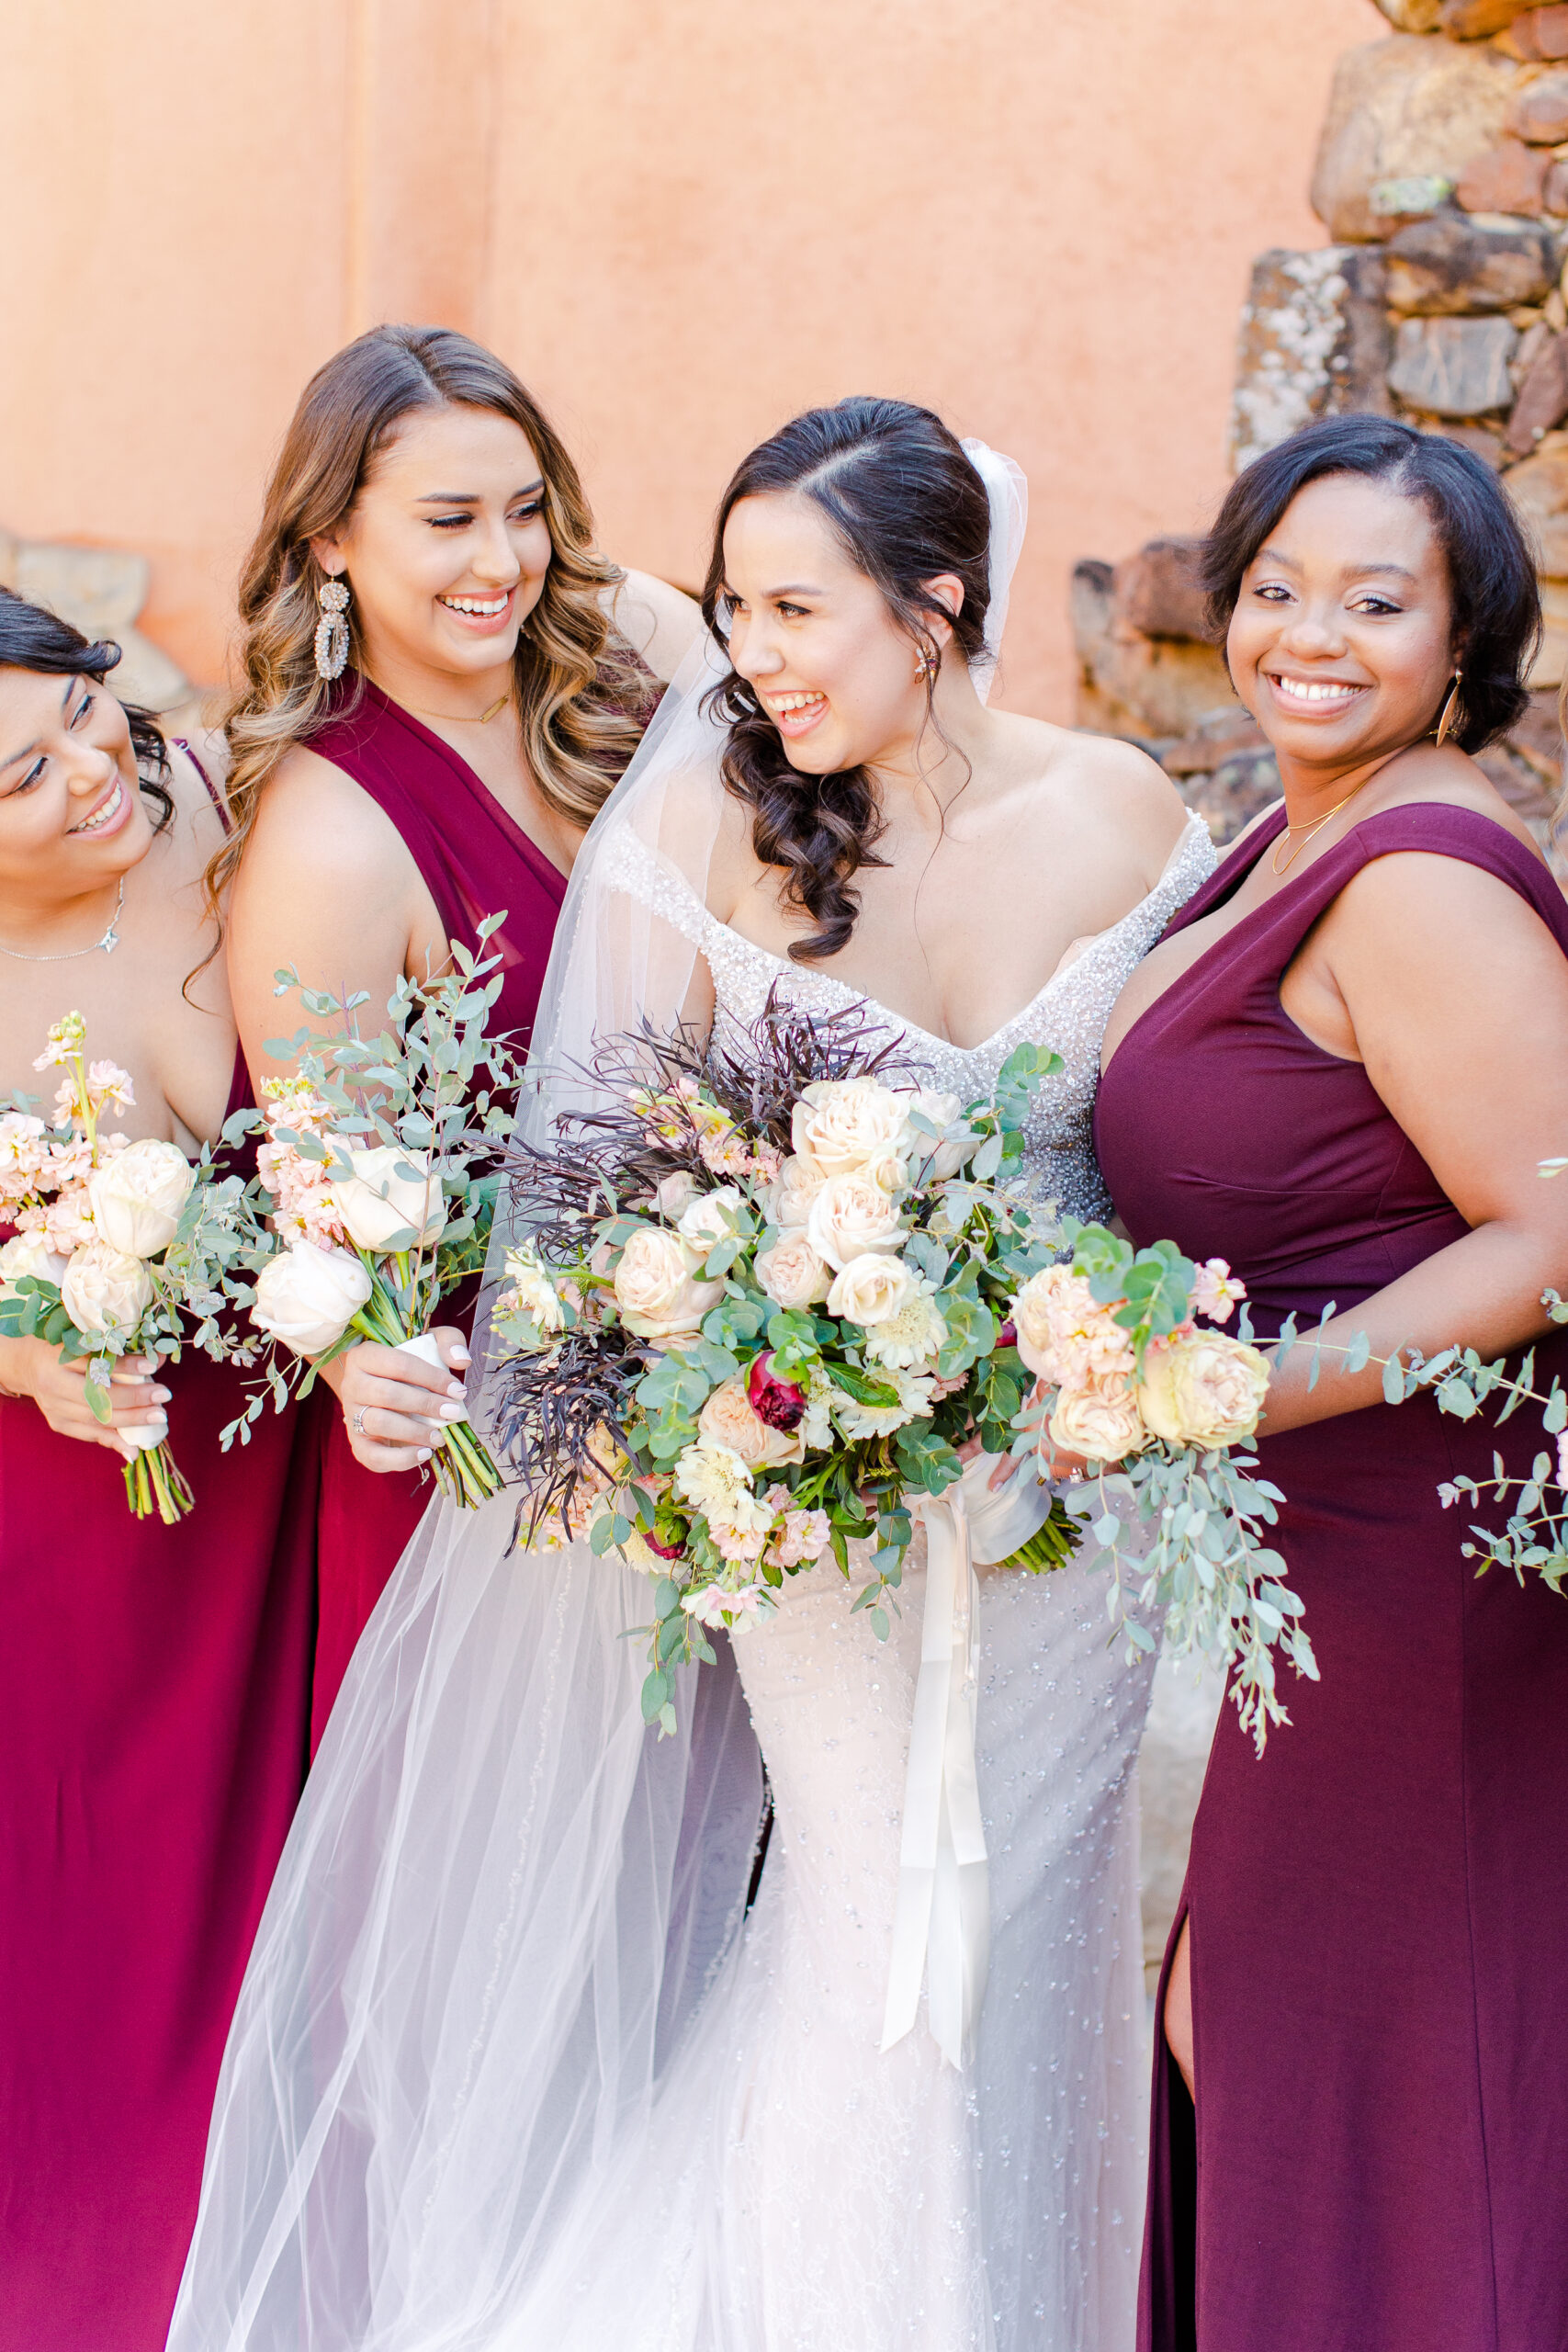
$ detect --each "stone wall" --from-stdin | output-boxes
[1075,0,1568,866]
[0,529,191,713]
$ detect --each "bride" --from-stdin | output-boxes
[170,399,1213,2352]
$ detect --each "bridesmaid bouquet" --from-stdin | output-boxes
[230,921,525,1509]
[0,1013,254,1521]
[1007,1223,1316,1752]
[491,998,1084,1733]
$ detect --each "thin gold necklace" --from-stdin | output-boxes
[410,691,512,727]
[1269,779,1374,877]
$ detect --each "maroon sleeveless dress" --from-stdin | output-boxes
[1095,804,1568,2352]
[298,675,576,1748]
[0,756,317,2351]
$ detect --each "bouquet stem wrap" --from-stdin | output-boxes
[882,1456,1054,2067]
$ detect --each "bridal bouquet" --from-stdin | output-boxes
[1008,1220,1314,1751]
[492,1000,1123,1731]
[0,1012,254,1521]
[231,922,525,1507]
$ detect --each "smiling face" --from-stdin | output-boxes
[720,491,955,776]
[0,669,152,903]
[1227,470,1459,776]
[312,401,554,700]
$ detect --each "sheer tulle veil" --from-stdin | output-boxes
[168,442,1029,2352]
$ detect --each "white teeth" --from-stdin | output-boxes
[72,778,122,833]
[440,594,509,616]
[771,692,825,713]
[1274,676,1359,704]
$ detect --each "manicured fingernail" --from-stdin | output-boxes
[438,1400,467,1421]
[446,1379,467,1399]
[152,1388,172,1403]
[449,1348,470,1367]
[417,1447,433,1463]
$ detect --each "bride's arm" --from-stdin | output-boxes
[1258,850,1568,1435]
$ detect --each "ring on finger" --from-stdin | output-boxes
[351,1407,368,1440]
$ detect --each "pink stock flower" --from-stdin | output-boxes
[1191,1257,1247,1326]
[86,1060,135,1113]
[773,1508,831,1568]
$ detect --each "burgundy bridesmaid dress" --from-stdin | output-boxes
[1095,803,1568,2352]
[297,674,581,1748]
[0,1053,316,2352]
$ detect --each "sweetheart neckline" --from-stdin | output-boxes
[694,811,1213,1058]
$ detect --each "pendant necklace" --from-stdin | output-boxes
[1270,780,1374,877]
[0,875,126,961]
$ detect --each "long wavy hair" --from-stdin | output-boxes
[700,397,994,961]
[0,589,174,829]
[209,324,650,914]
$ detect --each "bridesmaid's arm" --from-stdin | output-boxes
[226,747,468,1468]
[1261,851,1568,1435]
[605,570,704,684]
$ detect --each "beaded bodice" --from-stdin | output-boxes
[602,811,1216,1221]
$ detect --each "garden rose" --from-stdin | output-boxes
[826,1250,914,1327]
[335,1145,447,1253]
[807,1171,905,1271]
[767,1151,829,1229]
[61,1240,154,1336]
[792,1077,908,1182]
[652,1170,700,1221]
[698,1374,805,1469]
[895,1087,970,1181]
[677,1184,744,1255]
[747,1350,807,1431]
[1136,1330,1270,1449]
[250,1241,372,1357]
[754,1229,831,1310]
[0,1229,68,1294]
[86,1136,196,1258]
[1047,1376,1150,1464]
[1011,1263,1134,1386]
[613,1226,724,1338]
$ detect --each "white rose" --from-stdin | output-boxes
[896,1088,971,1182]
[334,1145,448,1254]
[613,1225,724,1339]
[61,1240,154,1336]
[677,1184,744,1256]
[827,1250,915,1327]
[85,1136,196,1259]
[653,1170,700,1221]
[792,1078,909,1181]
[807,1170,906,1272]
[697,1375,805,1470]
[1136,1331,1270,1450]
[0,1229,69,1295]
[754,1229,832,1310]
[766,1152,829,1229]
[251,1241,372,1357]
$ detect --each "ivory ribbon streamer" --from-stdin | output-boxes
[880,1456,1055,2068]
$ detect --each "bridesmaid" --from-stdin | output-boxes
[215,324,698,1747]
[0,593,315,2351]
[1096,416,1568,2350]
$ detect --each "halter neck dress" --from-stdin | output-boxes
[0,748,317,2352]
[299,672,645,1747]
[1094,802,1568,2352]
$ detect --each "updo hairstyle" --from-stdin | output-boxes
[701,396,994,960]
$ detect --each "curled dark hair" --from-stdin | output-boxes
[0,587,173,826]
[701,396,993,959]
[1201,414,1540,752]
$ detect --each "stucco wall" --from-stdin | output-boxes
[0,0,1378,714]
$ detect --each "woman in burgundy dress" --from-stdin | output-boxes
[1096,416,1568,2350]
[0,594,315,2351]
[212,325,697,1747]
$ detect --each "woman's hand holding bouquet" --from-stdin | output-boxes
[0,1013,255,1521]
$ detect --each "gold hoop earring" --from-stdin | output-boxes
[1434,668,1464,749]
[314,577,350,682]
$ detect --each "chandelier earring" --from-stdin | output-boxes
[1434,667,1465,750]
[314,576,351,683]
[914,644,939,685]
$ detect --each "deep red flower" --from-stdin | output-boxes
[644,1531,686,1561]
[998,1318,1018,1349]
[747,1350,807,1431]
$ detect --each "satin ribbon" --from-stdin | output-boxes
[880,1456,1054,2069]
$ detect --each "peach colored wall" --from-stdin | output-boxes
[0,0,1380,718]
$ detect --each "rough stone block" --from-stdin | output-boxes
[1502,434,1568,564]
[1544,156,1568,208]
[1388,312,1519,412]
[1372,0,1444,24]
[1231,248,1393,472]
[1511,5,1568,60]
[1441,0,1533,31]
[1508,66,1568,137]
[1385,210,1557,311]
[1508,326,1568,446]
[1071,559,1238,741]
[10,541,190,710]
[1113,537,1209,641]
[1312,34,1519,242]
[1455,135,1551,209]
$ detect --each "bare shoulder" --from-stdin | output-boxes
[1009,714,1191,879]
[605,569,704,683]
[244,741,420,895]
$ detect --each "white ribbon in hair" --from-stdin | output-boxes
[880,1453,1055,2070]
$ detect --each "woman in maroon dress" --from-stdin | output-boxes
[0,594,315,2351]
[1096,416,1568,2350]
[212,325,697,1747]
